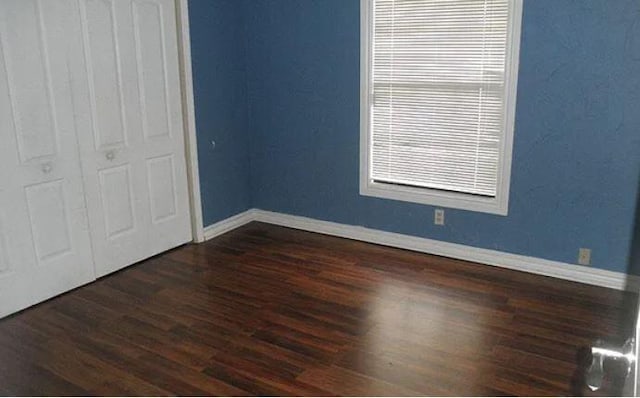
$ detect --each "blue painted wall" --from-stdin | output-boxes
[189,0,251,226]
[244,0,640,273]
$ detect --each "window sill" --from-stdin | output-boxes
[360,180,509,216]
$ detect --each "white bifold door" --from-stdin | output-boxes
[0,0,192,318]
[72,0,192,277]
[0,1,96,317]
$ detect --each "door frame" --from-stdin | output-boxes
[175,0,205,242]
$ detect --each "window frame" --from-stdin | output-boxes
[359,0,523,216]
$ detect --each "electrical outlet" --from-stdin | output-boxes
[434,209,445,226]
[578,248,591,266]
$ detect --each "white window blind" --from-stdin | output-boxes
[370,0,511,197]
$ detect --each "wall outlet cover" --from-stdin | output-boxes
[578,248,591,266]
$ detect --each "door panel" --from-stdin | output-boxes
[99,165,136,239]
[147,155,178,223]
[133,0,172,140]
[25,180,73,262]
[0,0,95,318]
[81,0,128,150]
[74,0,192,277]
[2,0,58,163]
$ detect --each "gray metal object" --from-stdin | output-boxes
[587,338,636,392]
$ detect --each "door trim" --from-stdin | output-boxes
[175,0,204,242]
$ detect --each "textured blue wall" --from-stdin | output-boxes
[189,0,251,226]
[245,0,640,273]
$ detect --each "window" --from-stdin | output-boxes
[360,0,522,215]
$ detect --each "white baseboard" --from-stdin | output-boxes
[203,209,257,241]
[203,208,638,291]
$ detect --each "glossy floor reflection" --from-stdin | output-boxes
[0,222,634,395]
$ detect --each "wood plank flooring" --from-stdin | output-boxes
[0,222,636,396]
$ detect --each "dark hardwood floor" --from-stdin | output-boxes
[0,222,635,396]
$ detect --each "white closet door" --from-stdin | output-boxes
[71,0,192,277]
[0,0,95,317]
